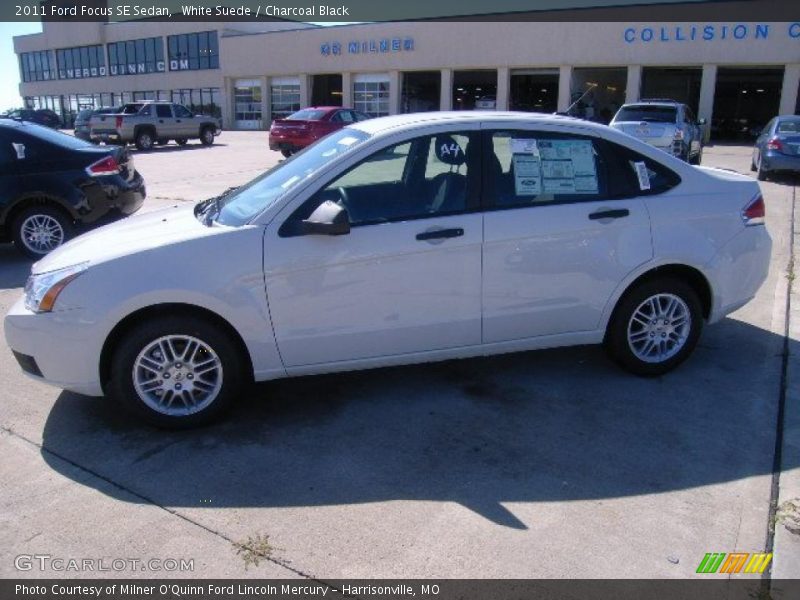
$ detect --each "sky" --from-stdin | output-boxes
[0,22,42,112]
[0,21,356,114]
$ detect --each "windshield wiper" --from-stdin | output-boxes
[195,187,239,226]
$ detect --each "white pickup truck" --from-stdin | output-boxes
[89,101,222,150]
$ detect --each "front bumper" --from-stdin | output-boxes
[4,297,105,396]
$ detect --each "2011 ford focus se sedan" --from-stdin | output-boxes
[5,112,772,428]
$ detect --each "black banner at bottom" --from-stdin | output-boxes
[3,579,800,600]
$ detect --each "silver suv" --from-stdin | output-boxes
[610,99,705,164]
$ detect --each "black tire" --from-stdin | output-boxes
[134,129,155,151]
[175,138,188,146]
[12,204,74,259]
[281,149,293,158]
[200,127,215,146]
[689,148,702,165]
[605,278,703,377]
[108,315,247,428]
[756,156,769,181]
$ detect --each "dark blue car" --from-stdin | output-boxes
[751,115,800,181]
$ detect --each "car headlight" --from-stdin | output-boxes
[24,262,88,313]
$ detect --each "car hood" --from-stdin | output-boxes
[33,204,222,275]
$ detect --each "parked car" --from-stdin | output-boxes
[2,108,61,129]
[610,100,705,164]
[474,95,497,110]
[5,112,770,427]
[74,107,119,142]
[751,115,800,181]
[0,120,145,258]
[269,107,370,157]
[89,101,221,150]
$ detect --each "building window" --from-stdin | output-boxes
[170,88,221,117]
[19,50,56,82]
[234,79,263,129]
[167,31,219,71]
[55,45,106,79]
[108,37,165,76]
[270,80,301,120]
[353,75,390,117]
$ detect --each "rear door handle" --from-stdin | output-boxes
[589,209,630,221]
[416,228,464,241]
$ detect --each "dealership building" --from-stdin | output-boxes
[13,12,800,139]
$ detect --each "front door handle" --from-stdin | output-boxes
[589,209,630,221]
[416,228,464,241]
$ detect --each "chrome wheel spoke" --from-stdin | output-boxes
[133,334,223,416]
[627,293,691,364]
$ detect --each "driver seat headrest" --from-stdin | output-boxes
[434,136,466,167]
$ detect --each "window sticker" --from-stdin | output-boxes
[510,138,539,156]
[634,161,651,190]
[536,139,598,195]
[512,154,542,196]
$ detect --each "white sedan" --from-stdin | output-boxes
[5,112,771,427]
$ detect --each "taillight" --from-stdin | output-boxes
[85,155,120,177]
[742,194,765,226]
[766,137,783,152]
[115,115,123,128]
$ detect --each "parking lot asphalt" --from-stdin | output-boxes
[0,133,797,581]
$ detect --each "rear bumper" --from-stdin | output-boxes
[79,172,146,224]
[90,130,123,143]
[269,133,313,152]
[762,150,800,173]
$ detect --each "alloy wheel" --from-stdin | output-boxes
[626,293,692,364]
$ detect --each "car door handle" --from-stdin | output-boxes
[416,228,464,241]
[588,209,630,221]
[158,119,164,123]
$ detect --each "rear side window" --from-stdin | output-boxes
[615,105,678,123]
[483,130,608,209]
[600,139,682,197]
[156,105,172,118]
[174,105,192,118]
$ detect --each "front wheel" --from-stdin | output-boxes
[135,130,154,151]
[109,315,246,428]
[605,278,703,376]
[200,127,215,146]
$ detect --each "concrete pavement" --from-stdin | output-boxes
[0,134,797,581]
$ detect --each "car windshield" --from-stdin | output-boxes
[213,128,370,226]
[287,109,327,121]
[776,119,800,134]
[22,123,94,150]
[615,105,678,123]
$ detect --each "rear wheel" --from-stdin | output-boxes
[605,278,703,377]
[281,149,292,158]
[134,129,154,151]
[200,127,215,146]
[109,315,246,428]
[756,155,769,181]
[12,205,73,258]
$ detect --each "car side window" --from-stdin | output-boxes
[139,104,152,116]
[174,105,192,118]
[156,104,172,118]
[281,131,477,233]
[484,130,608,209]
[330,111,343,123]
[338,111,355,123]
[600,139,682,197]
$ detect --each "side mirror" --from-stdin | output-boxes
[301,200,350,236]
[698,118,707,126]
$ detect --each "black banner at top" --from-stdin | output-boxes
[3,0,799,23]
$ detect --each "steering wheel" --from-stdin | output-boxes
[335,186,351,211]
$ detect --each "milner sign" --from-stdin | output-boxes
[624,22,800,43]
[320,37,414,56]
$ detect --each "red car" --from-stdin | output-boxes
[269,107,370,157]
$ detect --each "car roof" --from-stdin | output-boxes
[348,111,591,136]
[623,100,683,107]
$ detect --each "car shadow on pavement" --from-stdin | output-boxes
[132,143,228,154]
[0,244,34,289]
[40,316,795,529]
